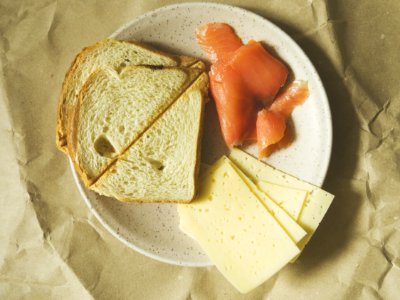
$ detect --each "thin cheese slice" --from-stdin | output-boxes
[178,157,300,293]
[256,181,308,221]
[229,148,334,251]
[199,161,306,243]
[228,160,306,244]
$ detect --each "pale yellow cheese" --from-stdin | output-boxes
[196,160,306,244]
[178,157,300,293]
[229,148,334,251]
[228,160,306,244]
[256,181,308,221]
[196,161,306,244]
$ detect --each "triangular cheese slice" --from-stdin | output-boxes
[197,161,307,243]
[229,148,334,252]
[229,161,307,243]
[256,181,308,221]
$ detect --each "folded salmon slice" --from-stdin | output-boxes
[230,40,288,103]
[210,63,256,147]
[257,110,286,157]
[197,23,255,147]
[257,81,309,157]
[196,23,243,64]
[269,80,309,116]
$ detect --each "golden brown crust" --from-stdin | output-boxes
[191,73,209,201]
[189,61,206,71]
[176,55,198,68]
[56,40,111,152]
[66,69,107,188]
[190,90,207,202]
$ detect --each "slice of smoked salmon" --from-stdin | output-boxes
[243,125,258,145]
[257,110,286,157]
[257,81,309,157]
[196,23,243,63]
[257,120,296,157]
[210,63,256,147]
[230,40,288,103]
[270,81,309,117]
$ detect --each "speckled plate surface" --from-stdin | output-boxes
[71,3,332,267]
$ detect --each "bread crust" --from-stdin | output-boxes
[57,40,116,152]
[66,69,107,187]
[192,73,209,200]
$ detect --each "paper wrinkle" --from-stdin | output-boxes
[2,1,57,61]
[25,180,96,299]
[349,243,390,295]
[382,231,400,268]
[309,0,329,30]
[0,0,399,298]
[306,2,347,80]
[0,175,92,298]
[0,60,92,297]
[344,68,383,135]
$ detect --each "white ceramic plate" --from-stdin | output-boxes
[71,2,332,267]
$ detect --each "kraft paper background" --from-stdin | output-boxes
[0,0,399,299]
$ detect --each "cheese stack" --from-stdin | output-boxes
[178,148,334,293]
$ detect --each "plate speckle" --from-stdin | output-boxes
[71,3,332,267]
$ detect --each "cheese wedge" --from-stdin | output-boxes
[256,181,308,221]
[229,148,334,251]
[178,157,300,294]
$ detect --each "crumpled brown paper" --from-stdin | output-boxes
[1,0,399,299]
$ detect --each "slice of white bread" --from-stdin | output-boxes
[56,39,201,152]
[68,65,204,186]
[92,73,208,202]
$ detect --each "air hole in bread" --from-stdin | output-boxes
[118,125,125,133]
[117,62,127,73]
[117,58,133,73]
[146,157,165,171]
[94,135,116,158]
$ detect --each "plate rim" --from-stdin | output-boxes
[69,158,208,267]
[72,2,333,267]
[110,1,332,187]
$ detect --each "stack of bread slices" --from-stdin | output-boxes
[56,39,208,203]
